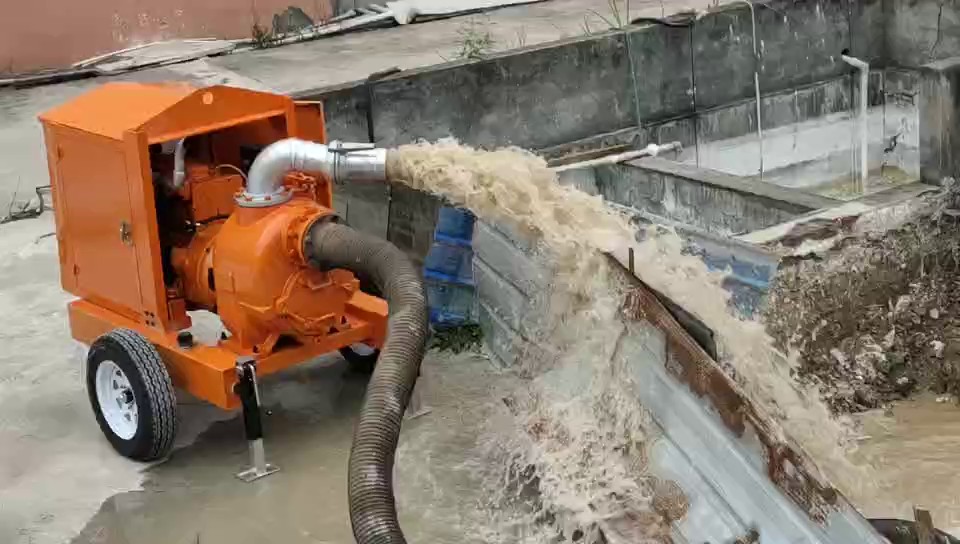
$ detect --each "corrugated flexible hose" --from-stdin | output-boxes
[305,220,428,544]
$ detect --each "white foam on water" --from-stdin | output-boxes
[388,139,878,539]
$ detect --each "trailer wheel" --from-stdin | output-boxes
[86,329,177,461]
[340,343,380,374]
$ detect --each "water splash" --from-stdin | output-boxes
[387,139,875,537]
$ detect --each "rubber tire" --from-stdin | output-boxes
[339,345,380,374]
[86,329,177,461]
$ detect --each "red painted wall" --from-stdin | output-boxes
[0,0,334,73]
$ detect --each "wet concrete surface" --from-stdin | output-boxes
[69,350,507,544]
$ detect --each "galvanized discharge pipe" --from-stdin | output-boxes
[246,138,424,544]
[240,138,388,207]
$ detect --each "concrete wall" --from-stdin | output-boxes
[919,56,960,183]
[884,0,960,184]
[881,0,960,70]
[692,0,880,110]
[630,0,885,122]
[691,67,922,187]
[369,32,636,150]
[592,158,837,235]
[886,0,960,68]
[301,0,886,153]
[0,1,334,73]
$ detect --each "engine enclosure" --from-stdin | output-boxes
[40,83,387,408]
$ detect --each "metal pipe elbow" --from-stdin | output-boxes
[239,138,388,208]
[840,53,869,71]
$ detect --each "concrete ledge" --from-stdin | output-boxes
[739,181,938,246]
[628,158,839,212]
[589,159,834,235]
[539,126,641,163]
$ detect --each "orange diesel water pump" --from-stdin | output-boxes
[39,84,427,496]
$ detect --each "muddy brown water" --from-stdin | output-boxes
[856,395,960,534]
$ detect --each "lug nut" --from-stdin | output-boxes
[177,331,194,349]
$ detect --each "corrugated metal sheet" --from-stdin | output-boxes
[472,215,885,542]
[612,265,884,543]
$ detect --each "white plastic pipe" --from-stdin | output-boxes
[841,53,869,194]
[741,1,763,180]
[551,142,683,172]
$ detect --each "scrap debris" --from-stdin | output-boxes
[764,183,960,412]
[1,185,50,225]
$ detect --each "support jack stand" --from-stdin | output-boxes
[234,357,279,482]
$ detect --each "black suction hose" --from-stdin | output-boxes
[305,220,428,544]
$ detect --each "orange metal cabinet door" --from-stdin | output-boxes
[55,133,142,314]
[293,101,327,143]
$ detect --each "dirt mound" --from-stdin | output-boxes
[765,189,960,413]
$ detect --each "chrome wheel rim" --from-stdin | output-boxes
[349,343,377,357]
[95,360,138,440]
